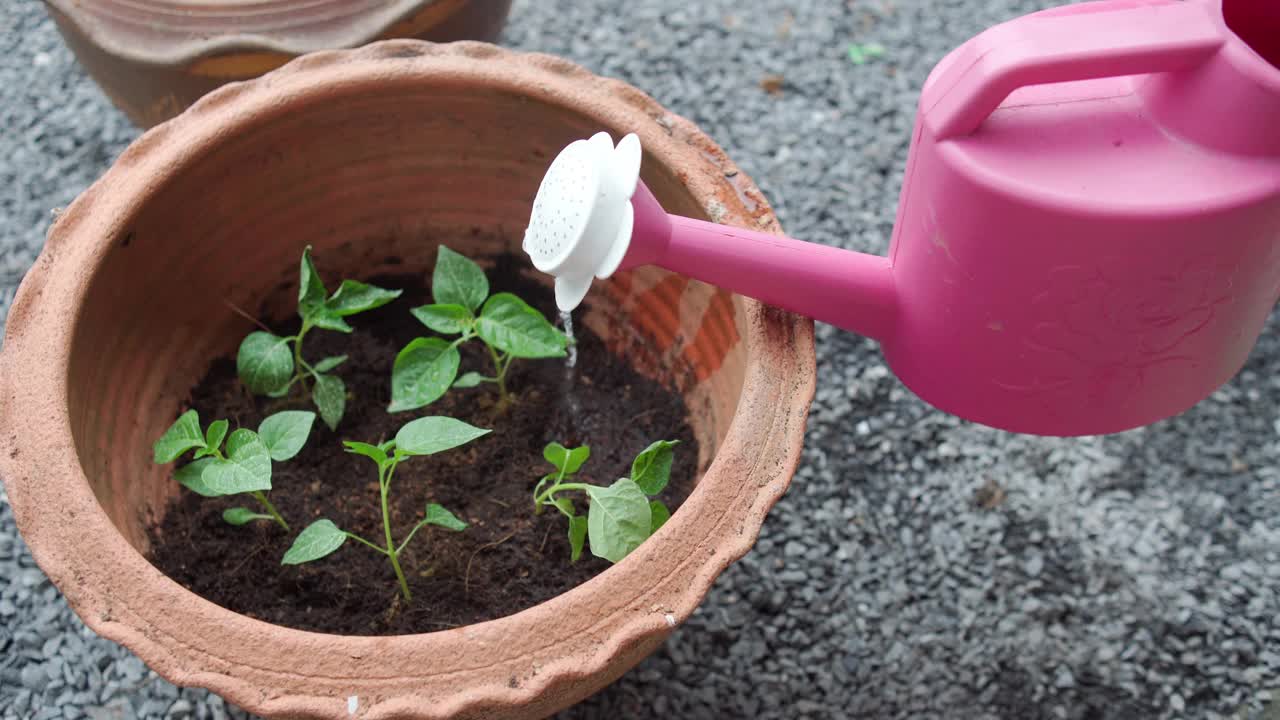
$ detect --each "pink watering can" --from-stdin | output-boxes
[522,0,1280,437]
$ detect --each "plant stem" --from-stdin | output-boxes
[395,519,428,556]
[485,343,509,402]
[250,491,289,531]
[292,321,313,389]
[344,532,389,555]
[380,462,412,602]
[535,481,591,506]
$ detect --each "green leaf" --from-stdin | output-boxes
[649,500,671,533]
[568,515,588,563]
[153,410,204,464]
[433,246,489,312]
[388,337,460,412]
[312,355,347,373]
[307,307,353,334]
[222,507,271,526]
[410,303,472,335]
[326,280,402,317]
[297,246,328,319]
[343,441,388,468]
[203,419,229,454]
[395,416,490,456]
[423,503,468,531]
[282,519,347,565]
[476,293,568,359]
[258,411,316,462]
[312,373,345,431]
[201,429,272,495]
[174,458,218,496]
[453,372,486,388]
[543,442,590,475]
[551,496,576,518]
[631,440,679,495]
[237,331,294,395]
[585,478,652,563]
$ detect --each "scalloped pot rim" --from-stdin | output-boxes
[45,0,459,65]
[0,40,816,719]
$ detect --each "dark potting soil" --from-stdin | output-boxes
[146,252,700,636]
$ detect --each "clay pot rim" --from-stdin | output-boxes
[45,0,468,65]
[0,40,815,718]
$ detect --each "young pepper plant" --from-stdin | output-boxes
[533,440,678,563]
[237,246,401,431]
[281,416,488,602]
[153,409,316,530]
[389,246,568,413]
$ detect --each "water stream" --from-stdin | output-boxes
[559,310,584,434]
[560,310,578,369]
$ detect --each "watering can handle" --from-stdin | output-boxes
[923,0,1225,139]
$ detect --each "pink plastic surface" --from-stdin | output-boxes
[621,0,1280,436]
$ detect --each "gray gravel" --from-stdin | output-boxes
[3,0,1279,718]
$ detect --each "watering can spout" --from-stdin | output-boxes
[622,180,898,341]
[522,130,897,341]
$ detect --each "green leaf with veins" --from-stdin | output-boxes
[326,280,401,317]
[153,410,204,464]
[476,293,568,359]
[423,503,467,531]
[307,307,353,334]
[237,331,294,395]
[312,355,347,373]
[257,411,316,462]
[410,303,472,335]
[568,515,588,563]
[200,420,229,457]
[174,458,218,496]
[433,245,489,312]
[282,519,347,564]
[453,372,485,389]
[585,478,652,563]
[201,429,272,495]
[297,246,328,318]
[388,337,460,412]
[630,440,679,496]
[312,373,345,431]
[649,500,671,533]
[343,441,388,468]
[223,507,271,526]
[543,442,589,475]
[395,416,490,456]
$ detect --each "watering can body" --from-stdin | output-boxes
[525,0,1280,437]
[882,0,1280,435]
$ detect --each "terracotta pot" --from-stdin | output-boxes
[43,0,514,128]
[0,41,815,719]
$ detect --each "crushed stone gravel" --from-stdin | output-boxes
[2,1,1278,718]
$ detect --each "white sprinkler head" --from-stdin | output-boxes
[523,131,642,312]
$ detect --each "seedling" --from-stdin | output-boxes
[533,440,678,564]
[237,246,401,431]
[389,246,568,413]
[281,416,488,602]
[153,409,316,530]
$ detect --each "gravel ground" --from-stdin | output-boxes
[3,0,1279,718]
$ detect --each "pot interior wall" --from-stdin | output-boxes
[66,79,749,552]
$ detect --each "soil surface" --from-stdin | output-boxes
[146,252,699,636]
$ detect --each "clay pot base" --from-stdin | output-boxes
[146,251,700,635]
